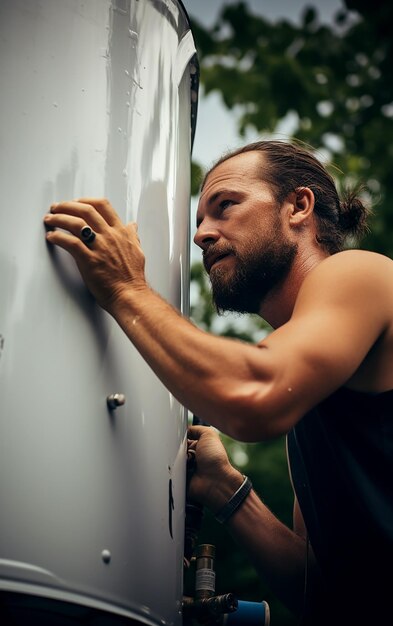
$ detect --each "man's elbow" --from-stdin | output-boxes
[221,384,298,442]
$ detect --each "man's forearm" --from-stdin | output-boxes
[225,489,308,615]
[44,194,294,440]
[108,285,276,440]
[187,426,323,617]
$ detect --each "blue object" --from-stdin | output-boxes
[224,600,270,625]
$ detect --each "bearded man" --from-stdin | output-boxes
[44,141,393,625]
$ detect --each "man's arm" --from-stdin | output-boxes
[44,199,393,441]
[187,425,325,616]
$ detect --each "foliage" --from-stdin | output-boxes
[187,2,393,623]
[190,0,393,257]
[191,160,204,197]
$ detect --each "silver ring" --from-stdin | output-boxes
[80,225,96,244]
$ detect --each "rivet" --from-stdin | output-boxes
[101,549,111,564]
[107,393,126,410]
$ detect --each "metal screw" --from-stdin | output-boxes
[101,549,111,564]
[106,393,126,410]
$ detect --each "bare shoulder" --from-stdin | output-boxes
[291,249,393,393]
[313,249,392,275]
[294,249,393,328]
[301,250,393,295]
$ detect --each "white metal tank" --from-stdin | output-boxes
[0,1,198,624]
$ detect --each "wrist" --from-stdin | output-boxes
[206,468,245,515]
[106,280,150,317]
[214,475,253,524]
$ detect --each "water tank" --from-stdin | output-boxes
[0,1,198,624]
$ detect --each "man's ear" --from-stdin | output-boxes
[288,187,315,226]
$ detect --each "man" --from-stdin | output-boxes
[44,141,393,624]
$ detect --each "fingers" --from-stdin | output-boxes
[44,198,128,254]
[187,448,197,465]
[188,425,213,440]
[76,197,122,227]
[187,439,198,451]
[45,227,90,258]
[44,213,93,239]
[49,201,108,231]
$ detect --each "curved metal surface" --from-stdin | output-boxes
[0,1,198,624]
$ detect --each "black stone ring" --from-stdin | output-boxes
[80,225,96,245]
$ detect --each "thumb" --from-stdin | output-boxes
[188,424,212,440]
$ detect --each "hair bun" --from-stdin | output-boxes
[338,189,371,240]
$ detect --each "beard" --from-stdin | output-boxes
[204,231,297,315]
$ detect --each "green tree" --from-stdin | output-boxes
[190,0,393,256]
[186,2,393,623]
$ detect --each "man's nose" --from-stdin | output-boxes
[193,221,220,250]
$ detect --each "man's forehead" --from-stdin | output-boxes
[199,151,266,203]
[206,151,264,183]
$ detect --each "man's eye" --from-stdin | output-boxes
[219,199,233,210]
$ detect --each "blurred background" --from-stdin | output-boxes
[182,1,393,623]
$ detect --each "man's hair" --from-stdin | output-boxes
[203,140,371,254]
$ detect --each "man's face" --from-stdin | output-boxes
[194,152,297,314]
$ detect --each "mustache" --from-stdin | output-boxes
[203,243,235,273]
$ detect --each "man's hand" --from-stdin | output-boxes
[44,198,147,312]
[187,425,244,513]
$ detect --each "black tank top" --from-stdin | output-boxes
[287,387,393,623]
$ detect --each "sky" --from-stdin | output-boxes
[186,0,344,29]
[185,0,344,167]
[183,0,344,262]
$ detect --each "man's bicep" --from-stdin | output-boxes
[258,278,387,426]
[288,256,389,388]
